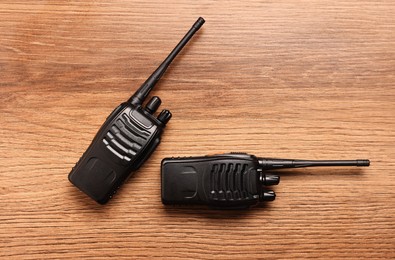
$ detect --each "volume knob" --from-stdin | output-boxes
[145,96,161,114]
[260,190,276,201]
[157,109,172,125]
[261,174,280,186]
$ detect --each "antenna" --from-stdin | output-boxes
[129,17,205,105]
[258,158,370,170]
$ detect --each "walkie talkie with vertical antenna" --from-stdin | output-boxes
[69,17,205,204]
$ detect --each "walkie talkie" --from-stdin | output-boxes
[69,17,205,204]
[161,153,370,209]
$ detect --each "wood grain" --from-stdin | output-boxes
[1,0,394,259]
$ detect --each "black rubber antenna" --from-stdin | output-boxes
[129,17,205,105]
[258,158,370,170]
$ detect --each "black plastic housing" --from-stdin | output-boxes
[69,102,165,204]
[161,153,278,209]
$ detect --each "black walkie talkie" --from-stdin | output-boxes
[161,153,370,209]
[69,17,205,204]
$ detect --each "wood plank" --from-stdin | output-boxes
[1,1,394,258]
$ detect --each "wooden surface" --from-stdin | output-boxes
[1,1,394,259]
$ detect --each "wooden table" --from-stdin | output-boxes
[1,1,394,259]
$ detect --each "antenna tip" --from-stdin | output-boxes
[357,159,370,167]
[193,17,205,30]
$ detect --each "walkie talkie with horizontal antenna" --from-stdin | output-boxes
[69,17,205,204]
[161,153,370,209]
